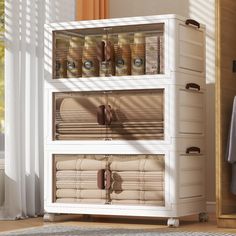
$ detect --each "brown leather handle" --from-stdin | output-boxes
[104,105,113,125]
[97,169,112,190]
[105,41,113,61]
[185,83,200,91]
[97,169,105,189]
[97,105,106,125]
[185,19,200,28]
[105,169,111,190]
[101,41,106,62]
[97,104,113,125]
[186,147,201,154]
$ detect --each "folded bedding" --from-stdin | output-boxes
[56,157,164,171]
[110,190,164,201]
[56,189,106,199]
[111,199,164,206]
[110,158,164,171]
[56,180,97,189]
[56,159,107,170]
[111,181,164,191]
[56,198,106,204]
[56,133,164,140]
[56,171,98,181]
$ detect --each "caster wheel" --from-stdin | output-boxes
[43,213,56,222]
[199,212,208,222]
[167,218,180,227]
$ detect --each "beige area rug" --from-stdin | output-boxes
[0,226,236,236]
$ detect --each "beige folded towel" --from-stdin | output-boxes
[111,199,164,206]
[56,133,163,139]
[56,189,106,199]
[110,190,164,201]
[111,181,164,191]
[56,170,98,181]
[110,158,164,171]
[56,180,98,189]
[112,171,164,182]
[56,159,107,170]
[56,198,106,204]
[57,121,163,128]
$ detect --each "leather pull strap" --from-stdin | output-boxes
[97,169,112,190]
[97,104,113,125]
[97,169,105,189]
[105,41,113,61]
[96,41,105,62]
[104,105,113,125]
[97,105,105,125]
[105,169,111,190]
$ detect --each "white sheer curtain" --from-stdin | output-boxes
[0,0,75,219]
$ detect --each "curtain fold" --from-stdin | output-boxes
[0,0,75,220]
[76,0,109,20]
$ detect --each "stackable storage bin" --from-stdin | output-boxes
[44,14,206,225]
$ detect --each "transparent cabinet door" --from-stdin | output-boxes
[53,89,164,141]
[53,154,165,206]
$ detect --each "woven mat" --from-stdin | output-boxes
[1,226,236,236]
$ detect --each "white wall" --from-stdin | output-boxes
[110,0,216,203]
[110,0,190,18]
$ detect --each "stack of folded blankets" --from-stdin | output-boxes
[55,155,165,206]
[55,93,164,140]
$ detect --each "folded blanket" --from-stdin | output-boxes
[56,180,97,189]
[59,97,101,122]
[56,127,164,135]
[110,158,164,171]
[56,133,164,140]
[56,170,164,182]
[111,199,164,206]
[56,170,98,181]
[57,121,164,128]
[56,180,164,191]
[112,171,164,182]
[56,189,106,199]
[56,198,106,204]
[110,190,164,201]
[111,181,164,191]
[56,159,107,170]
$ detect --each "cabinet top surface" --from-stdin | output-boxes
[45,14,205,31]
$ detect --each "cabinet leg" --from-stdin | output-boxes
[199,212,208,222]
[167,218,179,227]
[43,213,56,222]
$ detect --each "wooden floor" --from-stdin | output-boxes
[0,213,236,233]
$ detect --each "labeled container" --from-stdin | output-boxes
[115,34,131,76]
[67,37,83,78]
[55,38,69,78]
[145,35,158,75]
[82,36,99,77]
[131,33,145,75]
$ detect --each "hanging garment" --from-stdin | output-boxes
[226,96,236,194]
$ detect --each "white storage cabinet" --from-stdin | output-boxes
[44,14,206,226]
